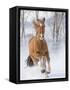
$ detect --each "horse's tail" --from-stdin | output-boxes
[27,56,34,66]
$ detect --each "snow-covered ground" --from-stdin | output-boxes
[20,29,65,80]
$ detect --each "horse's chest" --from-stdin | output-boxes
[35,40,47,55]
[36,41,45,50]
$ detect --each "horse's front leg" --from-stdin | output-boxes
[38,56,49,78]
[39,56,46,73]
[47,56,51,74]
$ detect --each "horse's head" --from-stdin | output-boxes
[33,18,45,40]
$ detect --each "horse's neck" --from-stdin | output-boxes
[35,35,45,44]
[35,36,47,51]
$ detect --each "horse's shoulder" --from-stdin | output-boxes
[29,36,36,45]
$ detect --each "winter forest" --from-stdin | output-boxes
[20,10,66,80]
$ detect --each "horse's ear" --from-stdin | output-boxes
[43,18,45,23]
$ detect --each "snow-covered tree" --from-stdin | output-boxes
[52,12,64,42]
[35,11,39,19]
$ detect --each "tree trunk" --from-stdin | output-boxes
[53,18,55,40]
[36,11,39,19]
[22,10,25,38]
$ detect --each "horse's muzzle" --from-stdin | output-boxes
[40,34,44,40]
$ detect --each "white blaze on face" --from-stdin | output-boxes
[39,22,44,40]
[40,33,44,40]
[40,23,42,27]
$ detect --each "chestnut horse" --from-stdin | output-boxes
[27,18,51,73]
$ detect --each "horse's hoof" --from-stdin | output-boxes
[47,71,51,74]
[41,69,46,73]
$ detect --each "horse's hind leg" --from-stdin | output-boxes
[27,56,34,66]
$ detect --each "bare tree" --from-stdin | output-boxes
[53,13,56,41]
[53,12,64,42]
[21,11,32,39]
[20,10,25,39]
[52,12,57,41]
[35,11,39,19]
[56,13,64,41]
